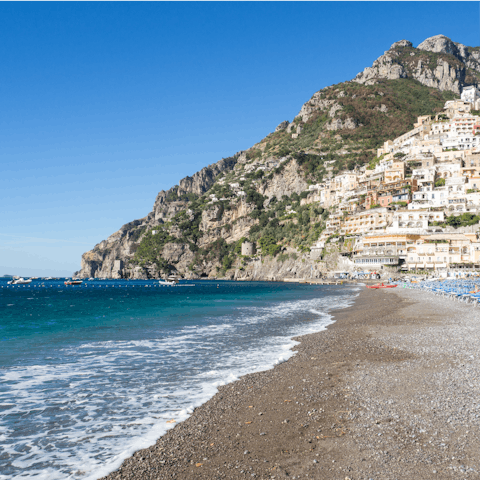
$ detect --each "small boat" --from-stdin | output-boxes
[159,274,184,286]
[65,280,83,285]
[7,277,32,285]
[366,283,397,289]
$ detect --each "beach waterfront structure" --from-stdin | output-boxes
[418,233,480,270]
[353,233,413,269]
[353,255,399,268]
[354,231,480,271]
[404,233,480,271]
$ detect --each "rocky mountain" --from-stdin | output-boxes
[76,35,468,280]
[354,35,480,94]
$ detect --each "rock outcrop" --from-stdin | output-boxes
[354,34,480,94]
[154,155,238,221]
[275,120,290,132]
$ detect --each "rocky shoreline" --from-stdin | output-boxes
[101,287,480,479]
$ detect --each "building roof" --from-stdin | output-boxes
[424,233,471,241]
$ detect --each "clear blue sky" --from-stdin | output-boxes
[2,2,480,276]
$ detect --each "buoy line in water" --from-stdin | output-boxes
[2,284,197,288]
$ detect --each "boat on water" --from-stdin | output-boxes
[366,283,397,289]
[65,280,83,286]
[158,274,182,286]
[7,278,33,285]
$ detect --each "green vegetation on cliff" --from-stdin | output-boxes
[133,229,174,272]
[261,79,457,182]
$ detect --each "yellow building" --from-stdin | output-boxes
[405,234,477,270]
[384,162,405,183]
[354,233,418,269]
[343,207,393,236]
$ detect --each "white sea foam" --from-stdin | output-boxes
[0,286,359,479]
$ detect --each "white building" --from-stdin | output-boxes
[386,209,444,234]
[461,85,480,109]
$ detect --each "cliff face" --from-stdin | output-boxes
[77,34,472,280]
[153,156,238,222]
[79,155,240,279]
[354,35,480,94]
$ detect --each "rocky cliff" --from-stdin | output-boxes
[354,35,480,94]
[76,34,470,280]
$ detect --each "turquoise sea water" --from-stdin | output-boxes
[0,278,360,479]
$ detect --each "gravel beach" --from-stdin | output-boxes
[101,287,480,480]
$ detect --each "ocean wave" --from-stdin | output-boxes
[0,284,359,479]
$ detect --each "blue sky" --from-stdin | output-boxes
[2,2,480,276]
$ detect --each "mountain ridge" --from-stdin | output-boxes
[354,34,480,93]
[76,34,473,280]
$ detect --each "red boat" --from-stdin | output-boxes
[65,280,83,285]
[366,283,397,289]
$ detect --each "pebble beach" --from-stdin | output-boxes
[101,287,480,480]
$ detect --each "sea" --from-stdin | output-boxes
[0,278,360,480]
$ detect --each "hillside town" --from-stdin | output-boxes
[308,86,480,274]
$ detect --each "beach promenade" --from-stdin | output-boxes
[102,288,480,479]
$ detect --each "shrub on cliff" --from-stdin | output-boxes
[246,190,266,210]
[258,235,281,257]
[133,229,175,272]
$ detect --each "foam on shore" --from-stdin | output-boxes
[0,284,360,480]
